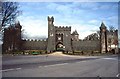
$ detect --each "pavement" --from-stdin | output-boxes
[49,51,101,58]
[1,52,119,77]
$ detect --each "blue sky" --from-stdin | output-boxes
[17,2,118,39]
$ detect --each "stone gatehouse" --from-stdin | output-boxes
[2,16,118,53]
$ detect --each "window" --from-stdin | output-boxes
[58,37,61,40]
[50,33,53,36]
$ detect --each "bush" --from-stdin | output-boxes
[72,51,84,55]
[23,50,47,55]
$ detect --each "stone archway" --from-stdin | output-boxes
[56,42,64,51]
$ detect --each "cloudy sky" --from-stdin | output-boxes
[17,2,118,39]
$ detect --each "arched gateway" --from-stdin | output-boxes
[47,16,72,52]
[55,33,64,51]
[56,42,64,51]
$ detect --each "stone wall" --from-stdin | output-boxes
[55,26,71,31]
[55,26,72,52]
[72,40,100,52]
[22,40,47,50]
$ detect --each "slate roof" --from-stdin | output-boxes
[72,30,79,35]
[100,22,106,29]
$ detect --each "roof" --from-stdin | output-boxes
[15,21,22,29]
[72,30,79,35]
[100,22,106,29]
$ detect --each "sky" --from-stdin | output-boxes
[17,2,118,40]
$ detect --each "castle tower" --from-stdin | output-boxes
[63,27,72,52]
[2,21,22,53]
[100,22,107,53]
[47,16,56,52]
[71,30,79,41]
[15,21,22,51]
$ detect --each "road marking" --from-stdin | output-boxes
[81,61,86,62]
[116,73,120,77]
[38,66,42,68]
[15,68,21,70]
[43,63,68,67]
[1,69,14,72]
[0,68,22,72]
[75,62,79,63]
[75,61,86,64]
[102,58,117,60]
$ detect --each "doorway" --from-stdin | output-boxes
[56,42,64,51]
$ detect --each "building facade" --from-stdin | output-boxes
[2,16,119,53]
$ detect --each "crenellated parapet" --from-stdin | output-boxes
[55,26,71,31]
[22,38,47,42]
[22,38,47,50]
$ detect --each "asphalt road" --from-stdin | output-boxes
[1,52,119,77]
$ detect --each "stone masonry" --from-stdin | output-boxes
[2,16,118,53]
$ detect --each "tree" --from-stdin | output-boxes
[84,33,100,41]
[0,2,21,31]
[109,26,115,32]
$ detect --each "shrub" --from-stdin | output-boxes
[72,51,84,55]
[23,50,47,55]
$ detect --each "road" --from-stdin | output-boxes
[1,52,119,77]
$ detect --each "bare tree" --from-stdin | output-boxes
[0,2,21,31]
[84,33,100,41]
[109,26,115,32]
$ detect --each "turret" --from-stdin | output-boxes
[100,22,106,31]
[47,16,55,52]
[100,22,107,53]
[71,30,79,41]
[15,21,22,29]
[48,16,54,25]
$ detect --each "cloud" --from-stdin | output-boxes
[46,3,58,10]
[18,16,48,39]
[46,2,73,18]
[17,2,118,39]
[18,14,100,39]
[107,16,118,21]
[69,23,99,39]
[88,20,98,23]
[79,2,99,10]
[79,2,118,11]
[99,3,118,10]
[104,16,118,28]
[7,0,120,2]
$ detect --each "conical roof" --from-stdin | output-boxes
[100,22,106,29]
[72,30,79,35]
[15,21,22,29]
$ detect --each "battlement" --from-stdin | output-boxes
[55,26,71,28]
[55,26,71,31]
[22,38,47,42]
